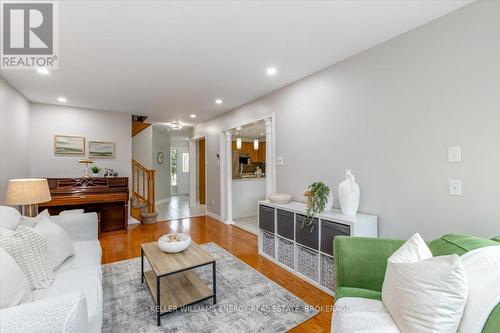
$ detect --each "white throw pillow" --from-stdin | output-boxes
[0,248,32,309]
[382,233,468,333]
[34,216,75,270]
[59,209,84,215]
[458,245,500,333]
[0,226,55,289]
[0,206,21,230]
[18,209,50,227]
[388,232,432,263]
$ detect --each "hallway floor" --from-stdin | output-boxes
[233,215,258,235]
[156,195,206,221]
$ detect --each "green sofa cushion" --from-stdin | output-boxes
[484,304,500,333]
[429,234,499,256]
[334,236,404,293]
[335,287,381,301]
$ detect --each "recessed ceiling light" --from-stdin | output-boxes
[37,68,50,75]
[57,97,67,103]
[215,98,223,104]
[266,67,277,76]
[236,126,242,131]
[260,132,264,136]
[190,114,196,118]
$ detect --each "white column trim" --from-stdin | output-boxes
[264,117,273,197]
[189,139,197,207]
[224,131,233,225]
[219,133,226,220]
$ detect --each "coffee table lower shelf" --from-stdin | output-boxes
[143,270,214,315]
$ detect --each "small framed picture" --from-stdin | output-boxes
[54,135,85,155]
[89,141,114,159]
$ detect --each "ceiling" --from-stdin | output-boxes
[153,124,192,138]
[1,1,471,126]
[232,121,266,139]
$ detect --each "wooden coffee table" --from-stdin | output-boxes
[141,241,216,326]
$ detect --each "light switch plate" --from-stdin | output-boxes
[448,146,462,163]
[449,179,463,196]
[276,156,284,166]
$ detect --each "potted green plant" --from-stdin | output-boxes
[90,165,101,177]
[302,181,332,232]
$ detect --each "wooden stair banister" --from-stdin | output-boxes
[131,159,156,214]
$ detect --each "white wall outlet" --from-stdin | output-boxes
[448,179,463,196]
[276,156,284,166]
[448,146,462,163]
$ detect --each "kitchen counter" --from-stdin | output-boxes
[232,178,266,219]
[233,176,266,181]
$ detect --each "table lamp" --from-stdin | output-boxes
[5,178,52,217]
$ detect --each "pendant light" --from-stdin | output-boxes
[253,139,259,150]
[236,137,242,150]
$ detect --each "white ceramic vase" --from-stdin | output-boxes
[338,170,360,216]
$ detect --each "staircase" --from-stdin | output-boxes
[131,159,158,224]
[132,115,151,137]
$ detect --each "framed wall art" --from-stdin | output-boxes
[54,135,85,155]
[89,141,114,158]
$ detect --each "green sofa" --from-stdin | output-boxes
[333,234,500,332]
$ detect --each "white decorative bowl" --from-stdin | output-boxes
[268,193,292,204]
[158,233,192,253]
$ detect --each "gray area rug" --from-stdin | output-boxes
[102,242,318,332]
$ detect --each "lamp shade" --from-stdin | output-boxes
[5,179,52,205]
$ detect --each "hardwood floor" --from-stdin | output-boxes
[100,216,334,332]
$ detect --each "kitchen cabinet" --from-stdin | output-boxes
[232,141,266,163]
[257,142,266,163]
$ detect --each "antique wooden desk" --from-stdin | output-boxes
[39,177,129,233]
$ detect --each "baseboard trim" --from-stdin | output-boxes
[128,216,141,225]
[206,210,223,222]
[155,198,170,205]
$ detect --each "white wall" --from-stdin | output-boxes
[30,103,131,178]
[194,2,500,239]
[152,126,170,202]
[0,78,31,204]
[170,135,190,148]
[132,126,153,169]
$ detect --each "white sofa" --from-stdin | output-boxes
[0,209,103,333]
[331,297,400,333]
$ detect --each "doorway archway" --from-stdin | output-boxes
[221,114,276,225]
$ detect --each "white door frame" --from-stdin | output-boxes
[220,113,276,225]
[189,136,207,211]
